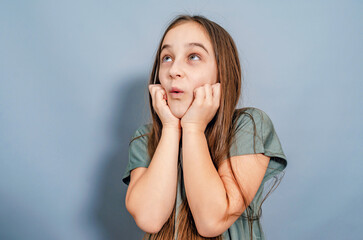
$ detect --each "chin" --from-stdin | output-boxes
[169,104,188,119]
[170,108,185,119]
[168,98,192,119]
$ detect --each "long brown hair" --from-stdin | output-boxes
[131,14,284,240]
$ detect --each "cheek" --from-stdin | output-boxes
[193,78,209,89]
[203,65,218,84]
[158,76,167,88]
[208,70,218,84]
[195,69,216,86]
[158,69,167,82]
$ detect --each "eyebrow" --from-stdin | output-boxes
[160,42,209,55]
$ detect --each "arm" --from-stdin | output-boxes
[182,127,226,236]
[126,127,181,233]
[182,128,269,237]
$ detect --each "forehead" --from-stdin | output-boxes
[162,21,213,49]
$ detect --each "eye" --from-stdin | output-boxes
[189,53,201,61]
[161,55,172,62]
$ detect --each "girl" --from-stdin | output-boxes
[123,14,287,240]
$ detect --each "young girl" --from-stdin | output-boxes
[122,14,287,240]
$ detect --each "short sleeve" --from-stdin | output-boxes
[230,108,287,183]
[230,108,288,215]
[122,124,152,186]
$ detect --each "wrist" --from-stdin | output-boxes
[163,122,181,130]
[182,124,206,134]
[162,125,182,136]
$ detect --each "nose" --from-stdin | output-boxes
[169,58,184,79]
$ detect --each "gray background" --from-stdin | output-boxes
[1,0,362,239]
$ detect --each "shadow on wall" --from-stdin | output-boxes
[93,75,151,240]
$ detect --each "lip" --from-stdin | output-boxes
[170,87,184,93]
[170,92,184,98]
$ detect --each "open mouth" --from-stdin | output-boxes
[170,88,184,98]
[170,87,184,94]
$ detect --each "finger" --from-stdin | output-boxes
[194,86,205,105]
[150,84,162,101]
[149,84,158,95]
[156,89,166,107]
[162,89,168,102]
[162,89,168,101]
[155,85,167,101]
[150,84,160,91]
[204,84,213,105]
[148,84,154,99]
[212,83,221,107]
[150,85,158,107]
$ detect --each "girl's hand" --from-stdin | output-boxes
[149,84,181,129]
[181,83,221,132]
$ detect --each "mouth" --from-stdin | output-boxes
[169,87,184,98]
[170,87,184,94]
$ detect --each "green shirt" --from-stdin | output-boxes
[122,107,288,240]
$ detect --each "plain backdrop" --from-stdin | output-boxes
[1,0,362,239]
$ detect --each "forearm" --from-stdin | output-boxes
[182,128,227,231]
[127,127,181,227]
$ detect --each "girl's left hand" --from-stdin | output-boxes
[181,83,221,132]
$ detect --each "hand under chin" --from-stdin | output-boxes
[170,107,187,119]
[169,99,193,118]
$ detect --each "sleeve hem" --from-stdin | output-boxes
[122,163,150,186]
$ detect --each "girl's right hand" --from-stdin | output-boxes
[149,84,180,129]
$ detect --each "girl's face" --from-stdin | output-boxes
[158,21,218,119]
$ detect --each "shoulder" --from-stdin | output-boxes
[230,107,287,168]
[233,107,272,130]
[132,123,153,137]
[129,123,153,146]
[231,107,281,153]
